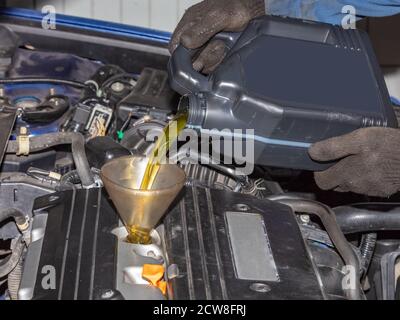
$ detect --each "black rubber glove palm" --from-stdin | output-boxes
[169,0,265,74]
[309,127,400,197]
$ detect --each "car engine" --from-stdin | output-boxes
[0,15,399,301]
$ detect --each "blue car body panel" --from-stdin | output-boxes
[0,7,171,44]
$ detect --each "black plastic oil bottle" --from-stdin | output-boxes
[168,15,397,170]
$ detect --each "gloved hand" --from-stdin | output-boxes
[169,0,265,74]
[308,127,400,197]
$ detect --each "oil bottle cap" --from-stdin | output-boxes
[187,93,206,126]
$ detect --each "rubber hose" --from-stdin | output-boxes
[269,198,362,300]
[0,237,24,278]
[6,132,94,187]
[333,203,400,234]
[0,208,27,228]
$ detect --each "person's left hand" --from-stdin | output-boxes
[308,127,400,197]
[169,0,265,74]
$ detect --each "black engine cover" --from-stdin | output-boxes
[21,186,325,300]
[23,188,119,300]
[164,186,324,300]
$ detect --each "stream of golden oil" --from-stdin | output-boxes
[126,112,188,244]
[139,111,188,190]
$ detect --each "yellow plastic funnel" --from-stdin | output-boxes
[101,155,186,244]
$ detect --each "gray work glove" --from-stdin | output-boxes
[309,127,400,197]
[169,0,265,74]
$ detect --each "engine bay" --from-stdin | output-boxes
[0,14,399,301]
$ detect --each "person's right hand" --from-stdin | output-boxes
[169,0,265,74]
[309,127,400,197]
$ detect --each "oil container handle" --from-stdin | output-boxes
[168,31,241,95]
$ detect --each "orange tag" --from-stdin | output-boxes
[157,280,167,295]
[142,264,167,295]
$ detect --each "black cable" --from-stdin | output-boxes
[6,132,95,187]
[8,251,24,300]
[0,77,87,89]
[359,233,377,276]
